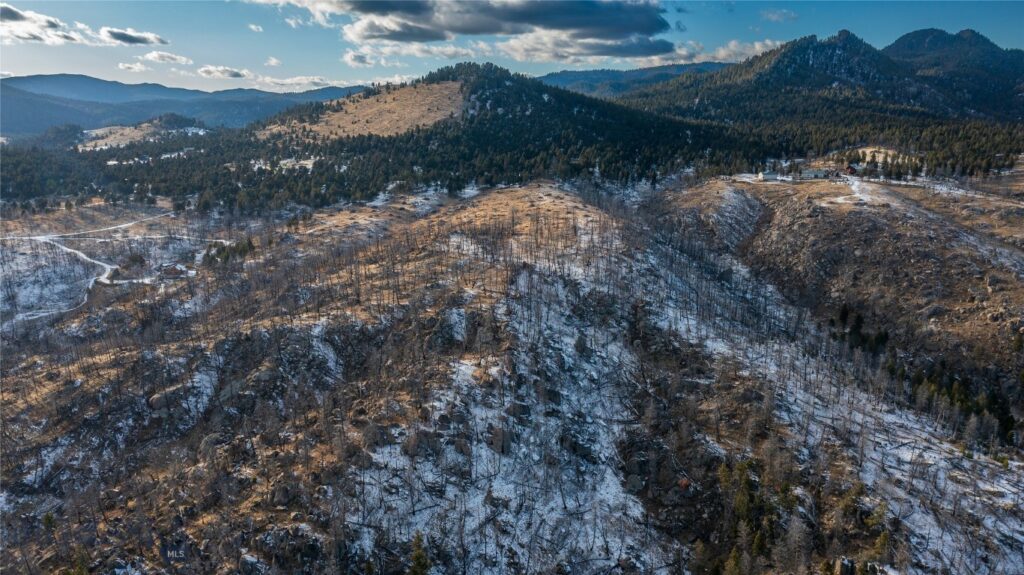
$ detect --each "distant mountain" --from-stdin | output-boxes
[3,74,361,104]
[2,74,207,103]
[537,62,728,98]
[624,29,1022,124]
[882,28,1024,117]
[0,74,363,137]
[1,62,763,207]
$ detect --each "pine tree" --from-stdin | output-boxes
[872,530,891,563]
[408,532,431,575]
[723,546,743,575]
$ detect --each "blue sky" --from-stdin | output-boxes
[2,1,1022,92]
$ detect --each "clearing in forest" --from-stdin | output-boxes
[259,81,463,141]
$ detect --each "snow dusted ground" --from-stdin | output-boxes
[640,198,1024,574]
[3,182,1020,573]
[339,184,1024,574]
[844,179,1024,279]
[0,212,230,330]
[344,224,681,572]
[0,240,98,323]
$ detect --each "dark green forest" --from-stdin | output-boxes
[2,61,1021,213]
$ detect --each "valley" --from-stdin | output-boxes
[2,11,1023,575]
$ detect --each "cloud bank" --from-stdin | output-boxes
[1,3,167,46]
[250,0,678,62]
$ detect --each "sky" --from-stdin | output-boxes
[2,1,1022,92]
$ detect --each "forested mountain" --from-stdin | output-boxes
[1,63,763,210]
[537,62,728,98]
[622,30,1024,173]
[0,75,363,137]
[4,29,1024,208]
[882,28,1024,117]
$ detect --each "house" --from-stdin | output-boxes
[758,171,778,181]
[159,263,192,279]
[800,168,830,179]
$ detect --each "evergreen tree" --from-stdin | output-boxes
[408,532,431,575]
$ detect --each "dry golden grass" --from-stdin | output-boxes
[969,158,1024,199]
[853,145,906,161]
[259,81,463,141]
[681,177,1024,376]
[886,182,1024,249]
[0,202,171,237]
[78,122,164,151]
[227,182,617,329]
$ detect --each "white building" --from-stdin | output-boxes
[800,168,830,179]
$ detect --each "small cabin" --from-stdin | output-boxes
[757,171,778,181]
[159,263,191,279]
[800,168,830,180]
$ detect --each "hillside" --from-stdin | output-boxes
[538,62,728,98]
[2,176,1022,574]
[259,81,463,141]
[0,75,363,137]
[882,29,1024,118]
[1,63,763,210]
[78,114,206,151]
[622,30,1024,171]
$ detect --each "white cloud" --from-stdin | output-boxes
[265,56,282,67]
[354,73,417,86]
[0,4,168,46]
[118,62,150,73]
[469,40,494,57]
[343,42,475,68]
[97,26,167,45]
[248,0,678,63]
[139,50,192,65]
[761,9,798,23]
[257,74,336,89]
[197,65,253,79]
[248,23,263,32]
[498,30,673,64]
[246,0,347,27]
[1,3,86,45]
[194,67,357,93]
[342,50,375,68]
[703,39,783,62]
[630,38,783,67]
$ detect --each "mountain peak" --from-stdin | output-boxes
[885,27,1002,56]
[956,28,999,48]
[834,29,856,42]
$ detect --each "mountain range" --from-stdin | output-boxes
[623,29,1024,123]
[2,28,1020,142]
[0,74,363,138]
[537,62,728,98]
